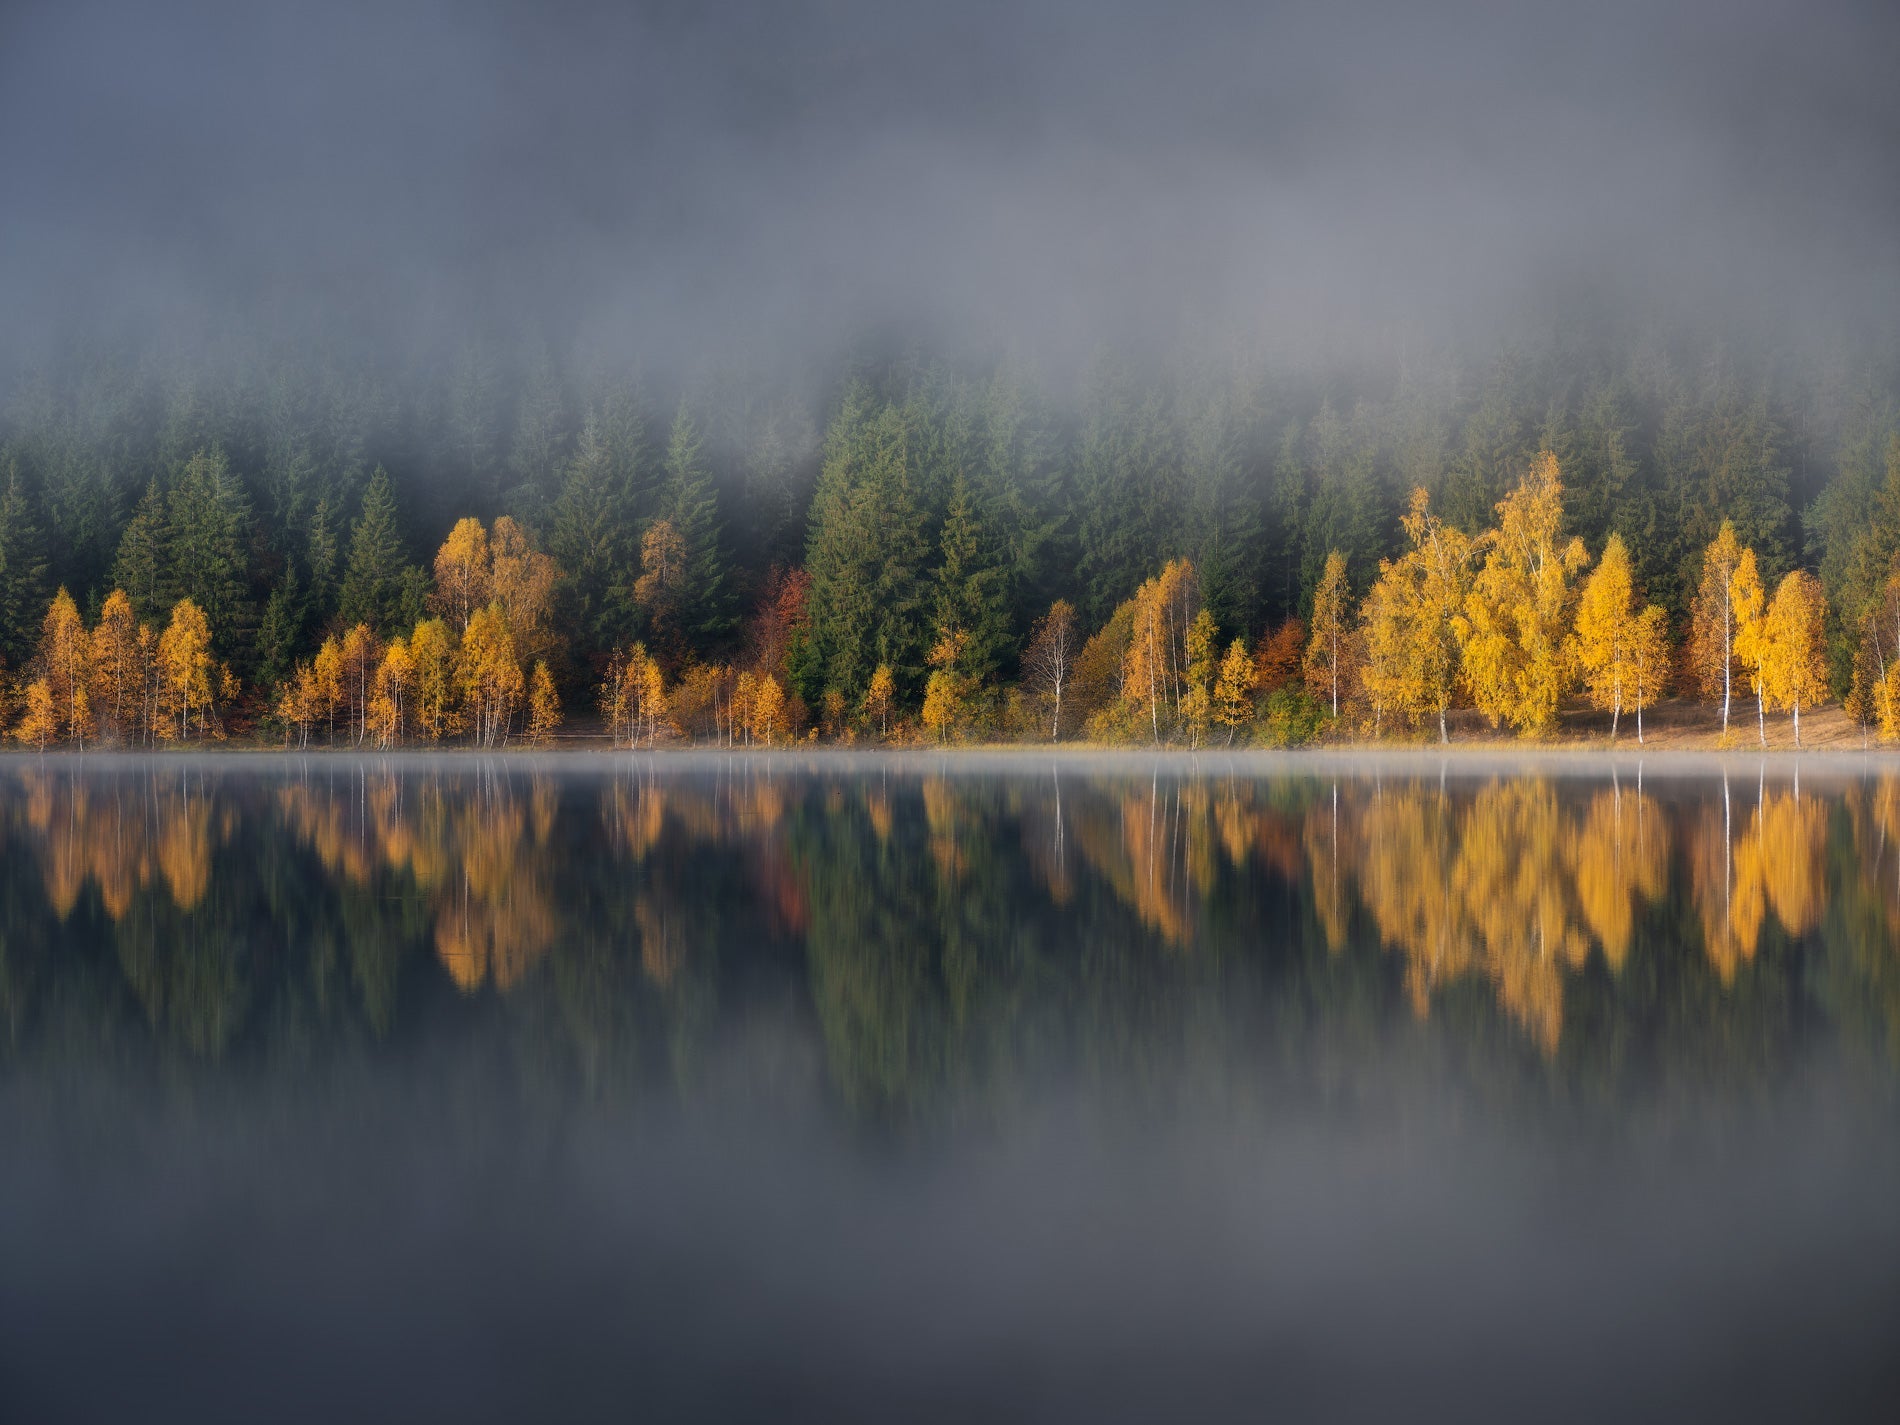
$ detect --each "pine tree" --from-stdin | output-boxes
[337,467,415,634]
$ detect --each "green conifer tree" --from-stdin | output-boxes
[109,476,172,627]
[337,467,416,634]
[0,455,52,670]
[167,446,256,661]
[661,402,732,647]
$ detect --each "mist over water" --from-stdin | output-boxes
[1,755,1899,1421]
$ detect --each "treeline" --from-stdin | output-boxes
[0,335,1898,747]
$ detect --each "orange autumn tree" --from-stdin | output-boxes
[89,590,150,745]
[153,598,229,741]
[1123,559,1198,745]
[1457,450,1588,737]
[34,588,94,747]
[429,517,491,633]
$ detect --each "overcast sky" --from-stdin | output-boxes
[3,0,1897,378]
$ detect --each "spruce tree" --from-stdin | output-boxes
[932,474,1011,684]
[0,456,51,671]
[508,339,568,520]
[256,566,303,693]
[551,415,635,661]
[804,390,931,701]
[337,467,415,634]
[109,477,172,626]
[305,495,340,626]
[661,402,732,648]
[167,446,256,660]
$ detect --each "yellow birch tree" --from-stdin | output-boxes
[1688,521,1747,733]
[1729,547,1768,747]
[1304,550,1349,717]
[1457,450,1588,737]
[1760,570,1830,747]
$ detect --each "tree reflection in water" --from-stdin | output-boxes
[0,757,1893,1112]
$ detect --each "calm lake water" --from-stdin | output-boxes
[3,752,1899,1422]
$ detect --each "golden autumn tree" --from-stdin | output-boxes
[339,622,383,747]
[371,636,415,748]
[526,661,562,745]
[1360,487,1475,742]
[1572,533,1662,740]
[633,517,687,622]
[35,588,94,747]
[600,642,669,748]
[13,679,56,750]
[1688,521,1747,733]
[430,517,491,633]
[311,633,344,742]
[1179,608,1219,748]
[1123,559,1198,745]
[154,598,222,741]
[1213,638,1254,745]
[1303,550,1350,717]
[488,516,561,669]
[1356,570,1411,737]
[733,669,759,744]
[1728,546,1769,746]
[276,663,320,749]
[1760,570,1830,746]
[1457,451,1588,737]
[752,672,786,746]
[920,631,968,745]
[1628,603,1671,744]
[408,617,459,741]
[456,604,525,747]
[89,590,148,746]
[862,663,896,739]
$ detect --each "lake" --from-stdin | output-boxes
[2,752,1898,1422]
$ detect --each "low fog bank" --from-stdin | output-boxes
[2,0,1898,387]
[3,1055,1898,1423]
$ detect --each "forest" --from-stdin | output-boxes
[2,331,1899,750]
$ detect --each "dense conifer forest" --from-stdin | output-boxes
[0,329,1896,748]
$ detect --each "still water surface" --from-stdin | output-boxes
[2,753,1899,1422]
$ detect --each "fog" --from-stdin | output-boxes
[6,1053,1899,1423]
[4,0,1898,384]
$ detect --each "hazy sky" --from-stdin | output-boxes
[3,0,1897,376]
